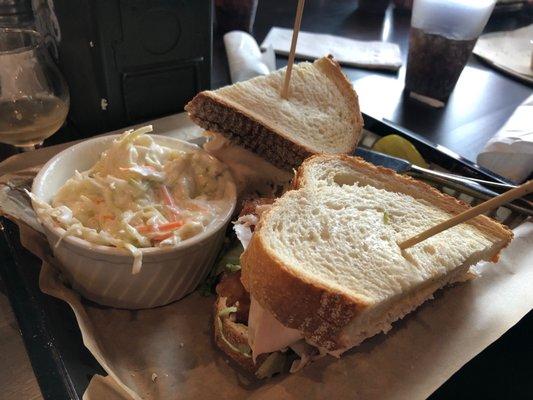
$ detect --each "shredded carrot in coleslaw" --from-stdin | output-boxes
[30,126,232,274]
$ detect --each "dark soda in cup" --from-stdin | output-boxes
[405,0,496,106]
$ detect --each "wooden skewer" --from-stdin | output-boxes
[280,0,306,99]
[399,180,533,250]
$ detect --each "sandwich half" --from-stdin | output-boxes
[185,56,364,194]
[215,154,513,377]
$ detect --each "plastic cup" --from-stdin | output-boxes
[404,0,496,106]
[215,0,258,34]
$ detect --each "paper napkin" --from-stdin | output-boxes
[260,27,402,71]
[477,94,533,183]
[224,31,276,83]
[474,24,533,84]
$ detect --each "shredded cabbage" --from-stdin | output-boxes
[31,126,232,273]
[218,306,238,318]
[216,310,252,358]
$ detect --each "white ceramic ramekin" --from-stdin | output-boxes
[31,134,236,309]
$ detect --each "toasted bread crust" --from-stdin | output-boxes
[185,92,312,170]
[241,234,365,350]
[241,154,514,350]
[213,296,267,373]
[185,56,363,171]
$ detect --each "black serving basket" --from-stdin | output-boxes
[0,116,531,399]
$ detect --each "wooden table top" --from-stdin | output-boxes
[212,1,533,164]
[0,290,42,400]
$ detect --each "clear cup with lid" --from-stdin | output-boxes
[404,0,496,107]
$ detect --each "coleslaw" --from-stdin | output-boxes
[30,126,234,273]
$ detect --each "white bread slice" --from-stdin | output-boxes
[185,56,364,170]
[241,155,513,352]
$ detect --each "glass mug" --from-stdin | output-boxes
[0,28,69,150]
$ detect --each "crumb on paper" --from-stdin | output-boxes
[151,373,158,382]
[179,342,184,348]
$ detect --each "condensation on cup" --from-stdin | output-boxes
[404,0,496,107]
